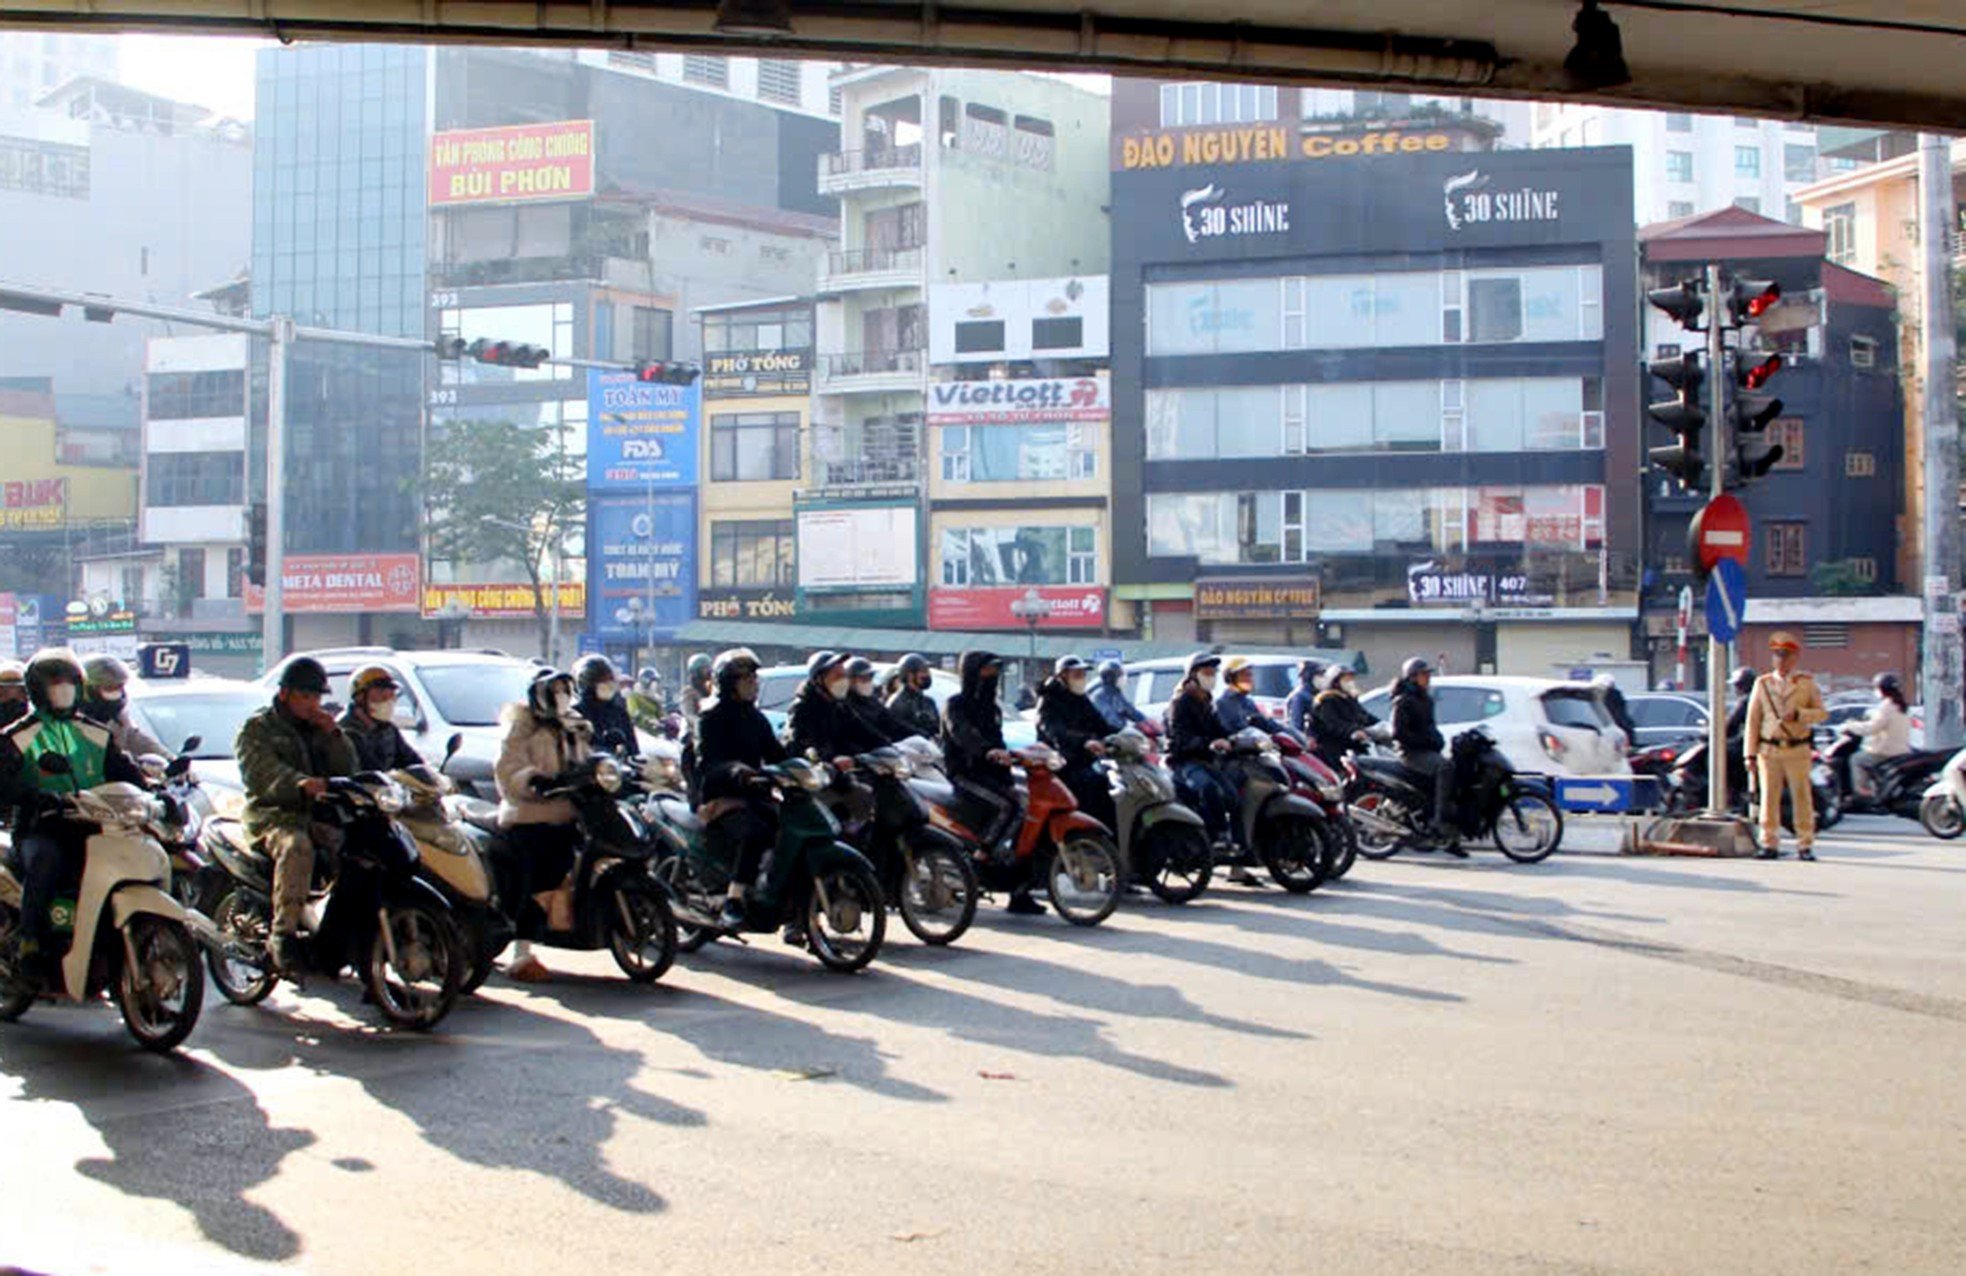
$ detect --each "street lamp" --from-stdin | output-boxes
[1008,587,1053,692]
[482,514,563,666]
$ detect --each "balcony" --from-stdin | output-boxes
[809,418,922,492]
[818,144,924,196]
[815,347,927,396]
[820,246,924,294]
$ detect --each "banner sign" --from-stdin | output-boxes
[928,586,1107,631]
[589,492,695,641]
[248,553,421,613]
[64,598,137,635]
[137,642,191,680]
[1194,576,1320,621]
[178,632,263,657]
[429,120,595,206]
[927,376,1109,425]
[697,588,798,622]
[422,581,586,620]
[0,593,14,661]
[2,477,65,529]
[796,505,918,591]
[1118,126,1459,171]
[703,350,811,397]
[12,594,56,655]
[587,370,700,489]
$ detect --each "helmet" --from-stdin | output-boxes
[1222,655,1254,683]
[1730,666,1757,693]
[24,649,85,715]
[350,665,399,698]
[81,653,132,692]
[685,653,713,685]
[526,667,573,719]
[897,653,932,678]
[1054,654,1090,675]
[1874,672,1903,697]
[573,653,617,694]
[845,656,876,681]
[1296,658,1324,686]
[279,657,331,695]
[712,647,761,694]
[806,650,848,681]
[1097,659,1123,685]
[636,667,658,686]
[1400,657,1433,682]
[1185,651,1222,680]
[1318,665,1350,693]
[1768,631,1801,654]
[0,659,25,689]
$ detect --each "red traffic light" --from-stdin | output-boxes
[633,361,702,386]
[1744,353,1783,390]
[635,361,667,383]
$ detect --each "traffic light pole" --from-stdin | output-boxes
[1918,133,1962,752]
[1705,262,1732,820]
[262,317,292,668]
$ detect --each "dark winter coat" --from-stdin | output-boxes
[1389,678,1444,757]
[695,696,787,803]
[886,684,942,741]
[1165,685,1230,765]
[846,689,913,747]
[1284,684,1318,737]
[235,703,358,836]
[1311,690,1377,761]
[1602,685,1638,744]
[576,691,639,756]
[943,652,1010,786]
[788,683,887,761]
[1217,686,1283,735]
[336,706,424,773]
[1037,677,1114,772]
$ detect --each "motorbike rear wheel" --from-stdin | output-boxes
[897,840,978,946]
[1920,792,1966,840]
[807,864,886,972]
[1324,818,1360,881]
[207,887,277,1007]
[1348,794,1404,860]
[1493,794,1563,864]
[458,916,501,996]
[115,914,205,1054]
[1047,834,1122,927]
[1260,818,1327,893]
[0,902,35,1023]
[607,877,679,984]
[653,856,717,953]
[1141,823,1213,905]
[364,905,462,1031]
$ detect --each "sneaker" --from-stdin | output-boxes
[1756,848,1780,860]
[1798,848,1816,862]
[781,925,809,948]
[1005,893,1047,916]
[717,898,749,931]
[506,954,552,983]
[1441,842,1470,859]
[1227,867,1263,887]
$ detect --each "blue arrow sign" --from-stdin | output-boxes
[1706,557,1747,644]
[1555,776,1636,813]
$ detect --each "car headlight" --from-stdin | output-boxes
[373,781,408,815]
[594,757,624,794]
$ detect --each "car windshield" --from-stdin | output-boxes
[415,661,544,726]
[131,689,266,758]
[1245,664,1296,699]
[1542,689,1612,731]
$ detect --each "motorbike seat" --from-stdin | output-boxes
[1351,756,1408,783]
[909,775,958,807]
[209,820,271,871]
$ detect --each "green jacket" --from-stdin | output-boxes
[235,704,357,835]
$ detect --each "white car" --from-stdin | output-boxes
[122,675,269,796]
[1356,675,1632,778]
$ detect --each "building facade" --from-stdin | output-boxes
[0,32,117,112]
[1109,89,1640,680]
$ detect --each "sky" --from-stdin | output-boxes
[119,34,267,120]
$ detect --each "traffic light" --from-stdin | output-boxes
[464,338,550,369]
[1646,281,1705,330]
[633,360,701,385]
[433,335,467,360]
[1647,350,1707,491]
[246,501,267,587]
[1726,349,1787,485]
[1725,277,1782,327]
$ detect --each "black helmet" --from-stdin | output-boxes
[1185,651,1222,680]
[573,653,617,694]
[897,653,931,678]
[1400,657,1433,682]
[1054,654,1090,675]
[807,650,847,681]
[1730,665,1757,694]
[526,667,573,719]
[24,648,85,716]
[1296,657,1324,686]
[1874,672,1903,696]
[279,656,331,695]
[713,647,761,694]
[1097,659,1123,684]
[685,653,713,685]
[845,656,876,681]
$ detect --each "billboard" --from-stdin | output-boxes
[2,477,65,530]
[587,370,700,489]
[703,350,811,398]
[429,120,595,206]
[1194,576,1321,621]
[589,493,695,641]
[248,553,421,614]
[928,586,1107,631]
[926,375,1109,425]
[422,581,587,620]
[796,505,918,591]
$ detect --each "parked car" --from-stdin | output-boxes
[1355,676,1632,778]
[122,675,267,795]
[1624,692,1710,750]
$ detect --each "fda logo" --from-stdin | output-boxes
[621,439,666,460]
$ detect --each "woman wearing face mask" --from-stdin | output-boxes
[572,654,637,756]
[337,665,424,772]
[1164,652,1237,852]
[787,651,887,770]
[1036,655,1118,835]
[491,668,592,981]
[79,654,170,760]
[943,650,1039,913]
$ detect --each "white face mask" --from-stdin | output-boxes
[1197,671,1218,693]
[47,684,78,712]
[1065,674,1088,696]
[826,677,850,701]
[595,682,618,702]
[370,696,397,721]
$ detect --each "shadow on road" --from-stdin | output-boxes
[3,1028,312,1263]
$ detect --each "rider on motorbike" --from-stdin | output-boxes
[693,648,785,930]
[80,654,170,760]
[626,667,667,735]
[0,650,149,987]
[1593,673,1639,753]
[491,668,592,981]
[1390,657,1459,853]
[235,657,359,975]
[1845,672,1912,798]
[944,650,1040,914]
[844,656,914,745]
[885,653,942,741]
[677,653,714,799]
[1217,656,1288,738]
[0,660,27,730]
[573,654,638,756]
[1310,665,1380,765]
[789,652,889,763]
[1089,659,1146,733]
[1284,659,1324,737]
[1036,655,1118,834]
[337,665,424,772]
[1164,652,1238,857]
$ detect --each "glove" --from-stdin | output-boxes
[528,775,554,797]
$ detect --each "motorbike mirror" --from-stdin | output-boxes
[179,735,203,756]
[442,733,464,767]
[37,752,71,776]
[165,755,194,778]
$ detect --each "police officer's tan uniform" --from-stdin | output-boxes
[1743,632,1828,857]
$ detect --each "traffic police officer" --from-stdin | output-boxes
[1743,632,1828,859]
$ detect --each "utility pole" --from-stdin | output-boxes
[1919,133,1962,752]
[1704,262,1732,817]
[261,316,292,667]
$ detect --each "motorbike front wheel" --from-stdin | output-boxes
[653,856,717,953]
[115,914,205,1054]
[1920,792,1966,840]
[1141,823,1213,905]
[1493,794,1564,864]
[807,864,886,972]
[1260,818,1327,894]
[606,878,679,984]
[897,840,979,946]
[207,887,277,1007]
[0,902,35,1023]
[364,905,462,1031]
[1047,834,1122,927]
[1324,818,1360,881]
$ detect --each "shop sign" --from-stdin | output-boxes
[1194,576,1320,622]
[422,581,586,620]
[589,492,694,640]
[703,350,810,397]
[248,553,421,614]
[1180,184,1290,244]
[926,376,1109,425]
[928,586,1107,631]
[429,120,595,206]
[697,588,798,622]
[1406,565,1553,607]
[64,597,137,635]
[178,631,264,657]
[1,477,65,529]
[1442,168,1562,233]
[1118,126,1456,171]
[587,370,699,489]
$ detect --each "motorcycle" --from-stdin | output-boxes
[0,753,206,1052]
[200,772,463,1031]
[650,757,887,973]
[1100,728,1212,905]
[907,742,1123,927]
[1822,730,1950,822]
[1209,727,1332,893]
[1274,733,1358,881]
[828,740,980,946]
[1346,728,1564,863]
[1918,745,1966,839]
[1666,737,1842,831]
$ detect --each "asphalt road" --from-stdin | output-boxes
[4,814,1964,1275]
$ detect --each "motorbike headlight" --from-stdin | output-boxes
[1316,778,1343,802]
[373,781,408,815]
[594,757,624,794]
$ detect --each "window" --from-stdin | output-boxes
[631,307,673,363]
[147,369,246,420]
[962,102,1009,158]
[757,60,802,106]
[1850,335,1878,368]
[941,422,1094,482]
[938,95,961,148]
[1735,145,1762,178]
[1845,450,1877,477]
[829,82,843,116]
[146,452,244,507]
[226,547,245,598]
[1435,687,1507,725]
[954,320,1006,355]
[1766,417,1804,469]
[1852,558,1878,583]
[1160,81,1278,127]
[1665,112,1693,133]
[1468,278,1523,342]
[940,525,1096,586]
[682,55,728,88]
[709,519,796,588]
[175,547,207,608]
[1734,196,1762,214]
[1825,203,1858,264]
[1012,115,1056,170]
[1766,522,1807,576]
[710,412,801,481]
[864,201,925,251]
[1783,143,1817,183]
[702,304,812,354]
[1735,116,1760,129]
[1031,317,1082,350]
[1668,201,1695,218]
[1666,150,1694,183]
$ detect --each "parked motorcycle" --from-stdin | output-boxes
[0,753,206,1052]
[1211,727,1332,892]
[1666,737,1842,831]
[1100,728,1212,905]
[1821,730,1950,822]
[200,772,463,1031]
[1275,733,1358,881]
[1347,727,1564,863]
[1917,745,1966,839]
[650,757,887,972]
[829,740,980,946]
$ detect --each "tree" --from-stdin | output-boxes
[423,418,584,661]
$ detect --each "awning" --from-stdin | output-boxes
[675,619,1219,663]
